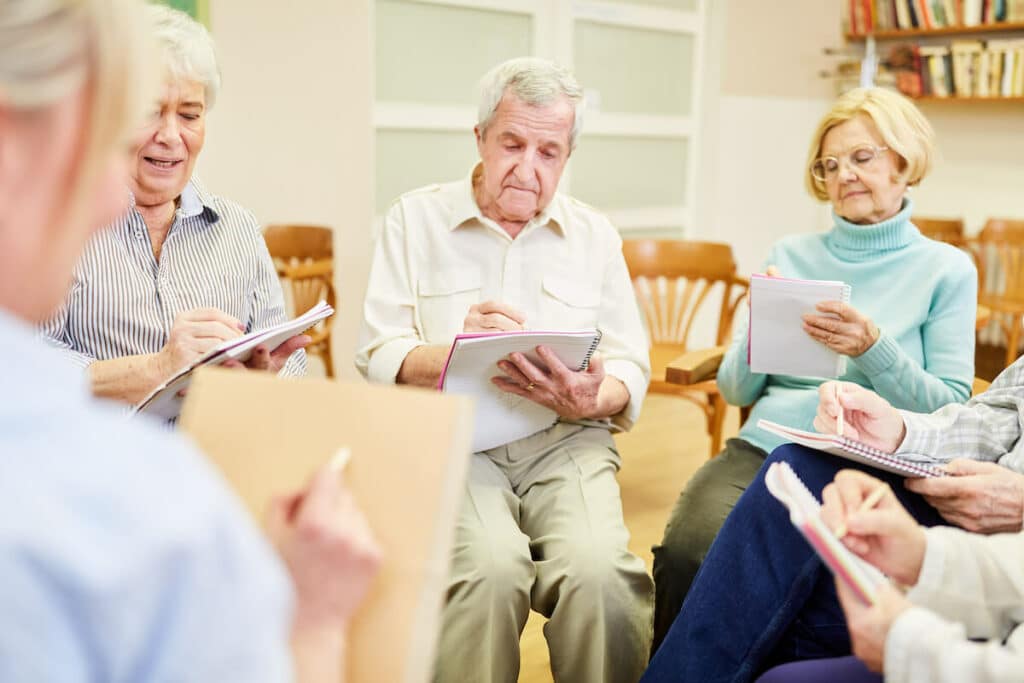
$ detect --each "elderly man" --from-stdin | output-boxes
[40,4,307,405]
[356,58,653,683]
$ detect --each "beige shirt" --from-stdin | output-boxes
[355,168,650,431]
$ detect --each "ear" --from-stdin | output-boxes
[474,124,483,147]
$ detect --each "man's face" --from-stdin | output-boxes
[130,78,206,206]
[474,94,573,226]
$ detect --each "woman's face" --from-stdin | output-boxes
[819,115,907,225]
[130,77,206,208]
[0,86,131,321]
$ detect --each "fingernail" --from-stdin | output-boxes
[329,447,351,472]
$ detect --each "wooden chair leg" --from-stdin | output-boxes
[708,394,727,458]
[322,340,334,378]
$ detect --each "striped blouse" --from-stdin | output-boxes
[40,177,306,377]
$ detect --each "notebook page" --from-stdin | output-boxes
[440,330,600,452]
[749,275,850,378]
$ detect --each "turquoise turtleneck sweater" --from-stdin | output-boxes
[719,198,977,454]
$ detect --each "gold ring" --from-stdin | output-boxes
[526,382,536,391]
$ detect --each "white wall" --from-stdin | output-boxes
[199,0,373,381]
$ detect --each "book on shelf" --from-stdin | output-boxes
[887,38,1024,97]
[848,0,1024,35]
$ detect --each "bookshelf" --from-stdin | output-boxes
[840,3,1024,103]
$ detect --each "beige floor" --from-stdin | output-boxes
[517,393,740,683]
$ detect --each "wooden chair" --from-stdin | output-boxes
[622,239,749,458]
[913,216,966,247]
[262,224,336,377]
[969,219,1024,370]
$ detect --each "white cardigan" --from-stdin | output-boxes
[885,526,1024,682]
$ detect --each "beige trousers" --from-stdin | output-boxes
[434,423,653,683]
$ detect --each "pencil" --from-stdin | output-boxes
[836,383,844,438]
[835,482,888,539]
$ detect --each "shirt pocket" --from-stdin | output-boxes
[416,267,482,342]
[541,274,601,331]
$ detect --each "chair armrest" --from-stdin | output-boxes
[276,258,333,279]
[665,345,728,386]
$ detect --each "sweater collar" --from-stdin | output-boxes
[829,198,916,253]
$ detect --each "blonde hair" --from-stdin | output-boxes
[0,0,155,231]
[805,88,935,201]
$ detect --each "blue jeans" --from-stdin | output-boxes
[641,444,946,683]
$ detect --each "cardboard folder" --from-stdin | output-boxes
[179,368,474,683]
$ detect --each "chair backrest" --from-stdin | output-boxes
[973,219,1024,304]
[262,224,333,262]
[621,239,748,350]
[913,216,965,247]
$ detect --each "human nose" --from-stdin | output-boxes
[512,151,535,182]
[152,113,179,145]
[836,156,859,183]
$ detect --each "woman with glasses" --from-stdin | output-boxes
[648,87,978,672]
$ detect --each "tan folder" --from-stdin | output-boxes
[179,368,474,683]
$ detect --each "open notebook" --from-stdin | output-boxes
[758,419,947,478]
[765,461,887,605]
[439,329,602,452]
[135,300,333,421]
[180,368,475,683]
[748,274,851,378]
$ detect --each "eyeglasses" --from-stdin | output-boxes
[810,144,890,182]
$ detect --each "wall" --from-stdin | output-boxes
[200,0,374,381]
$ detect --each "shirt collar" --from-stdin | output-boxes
[125,176,220,223]
[449,164,566,237]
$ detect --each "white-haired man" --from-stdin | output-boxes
[356,58,653,683]
[40,4,308,405]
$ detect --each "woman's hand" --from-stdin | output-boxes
[836,580,912,673]
[814,381,906,452]
[802,301,880,357]
[905,459,1024,534]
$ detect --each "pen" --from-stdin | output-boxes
[835,482,889,539]
[835,383,844,438]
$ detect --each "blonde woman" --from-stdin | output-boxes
[0,2,376,680]
[646,87,977,680]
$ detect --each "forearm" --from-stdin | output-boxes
[88,354,166,404]
[396,345,449,388]
[291,623,347,683]
[717,328,767,407]
[854,334,971,413]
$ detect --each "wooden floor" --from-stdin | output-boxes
[517,393,740,683]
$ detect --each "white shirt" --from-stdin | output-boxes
[355,168,650,431]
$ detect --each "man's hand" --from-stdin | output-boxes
[836,580,912,673]
[156,308,244,379]
[267,461,382,633]
[821,469,927,586]
[222,335,311,373]
[803,301,880,357]
[814,381,906,452]
[905,459,1024,533]
[493,347,622,420]
[463,301,526,333]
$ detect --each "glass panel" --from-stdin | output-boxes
[376,0,532,106]
[607,0,698,10]
[375,130,479,213]
[574,21,693,116]
[570,136,688,209]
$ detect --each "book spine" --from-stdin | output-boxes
[581,330,603,371]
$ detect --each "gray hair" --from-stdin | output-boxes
[146,3,221,108]
[477,57,584,150]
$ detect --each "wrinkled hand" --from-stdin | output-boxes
[493,346,606,420]
[221,335,311,374]
[821,469,927,585]
[267,461,382,632]
[814,381,906,452]
[803,301,880,357]
[464,301,526,333]
[157,307,244,379]
[905,459,1024,533]
[836,579,912,673]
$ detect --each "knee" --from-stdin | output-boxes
[557,541,648,604]
[450,539,533,606]
[654,494,728,577]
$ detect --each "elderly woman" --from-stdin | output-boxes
[649,87,978,660]
[0,0,375,679]
[40,4,307,405]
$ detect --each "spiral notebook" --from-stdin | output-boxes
[758,419,947,478]
[765,461,887,605]
[748,275,851,378]
[439,329,602,452]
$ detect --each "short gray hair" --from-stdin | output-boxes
[146,4,221,108]
[477,57,584,150]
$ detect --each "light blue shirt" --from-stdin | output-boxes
[718,198,978,454]
[0,309,295,681]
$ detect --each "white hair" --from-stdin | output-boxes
[477,57,584,149]
[146,3,221,108]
